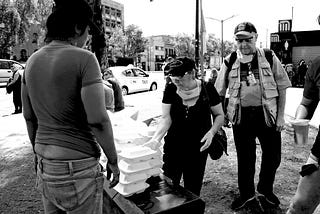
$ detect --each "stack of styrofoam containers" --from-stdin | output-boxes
[113,145,163,197]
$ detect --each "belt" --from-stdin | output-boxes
[37,155,99,176]
[241,105,263,112]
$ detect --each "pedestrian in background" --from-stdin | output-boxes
[297,59,308,87]
[102,67,125,112]
[215,22,291,211]
[21,0,119,213]
[6,64,22,114]
[144,57,224,196]
[286,56,320,214]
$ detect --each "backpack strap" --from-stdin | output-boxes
[224,51,237,74]
[224,51,237,87]
[263,48,274,69]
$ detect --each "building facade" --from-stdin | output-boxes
[101,0,124,36]
[140,35,176,71]
[11,22,41,62]
[270,19,320,68]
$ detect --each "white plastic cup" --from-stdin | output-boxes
[290,119,310,145]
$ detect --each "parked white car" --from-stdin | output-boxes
[106,65,163,95]
[0,59,25,83]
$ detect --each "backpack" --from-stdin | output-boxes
[224,48,273,86]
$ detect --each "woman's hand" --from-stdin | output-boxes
[200,130,214,152]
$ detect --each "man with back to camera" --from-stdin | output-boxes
[215,22,291,211]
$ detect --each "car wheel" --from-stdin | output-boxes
[122,87,128,96]
[150,83,157,91]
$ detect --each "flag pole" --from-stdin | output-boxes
[199,0,204,80]
[195,0,200,67]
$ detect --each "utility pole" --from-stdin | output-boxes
[206,15,237,64]
[195,0,200,66]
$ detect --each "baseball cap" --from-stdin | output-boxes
[164,57,196,77]
[234,22,257,38]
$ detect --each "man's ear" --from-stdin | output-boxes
[75,25,83,36]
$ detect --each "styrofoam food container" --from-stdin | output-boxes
[290,119,310,126]
[113,181,149,197]
[118,159,162,173]
[119,167,162,184]
[118,146,159,162]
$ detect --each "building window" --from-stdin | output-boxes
[111,21,116,28]
[105,6,110,15]
[105,20,110,27]
[116,10,121,18]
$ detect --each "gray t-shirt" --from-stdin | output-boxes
[24,41,103,157]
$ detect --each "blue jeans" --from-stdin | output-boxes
[36,156,104,214]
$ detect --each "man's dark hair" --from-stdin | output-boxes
[45,0,93,43]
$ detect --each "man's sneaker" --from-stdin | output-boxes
[231,196,256,210]
[257,192,280,208]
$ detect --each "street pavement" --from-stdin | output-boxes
[0,85,165,140]
[0,85,319,141]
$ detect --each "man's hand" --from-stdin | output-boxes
[106,162,120,188]
[276,116,285,132]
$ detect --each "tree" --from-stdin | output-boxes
[0,0,20,58]
[124,24,146,58]
[223,40,236,57]
[14,0,37,44]
[173,33,195,59]
[206,33,220,55]
[34,0,54,46]
[108,27,127,57]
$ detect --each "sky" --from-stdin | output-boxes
[116,0,320,48]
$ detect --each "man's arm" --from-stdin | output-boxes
[295,97,319,119]
[81,83,119,188]
[22,81,38,152]
[276,89,287,131]
[214,62,229,97]
[143,103,172,150]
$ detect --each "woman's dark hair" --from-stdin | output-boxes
[45,0,93,43]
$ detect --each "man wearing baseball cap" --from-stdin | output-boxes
[215,22,291,211]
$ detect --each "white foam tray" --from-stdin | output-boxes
[118,146,159,162]
[119,168,162,184]
[113,181,149,197]
[118,158,162,173]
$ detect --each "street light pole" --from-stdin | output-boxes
[221,20,224,64]
[195,0,200,66]
[206,15,237,63]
